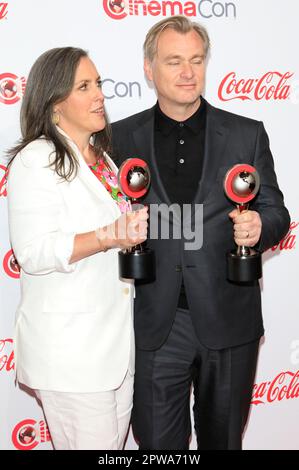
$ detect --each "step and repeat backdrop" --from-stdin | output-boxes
[0,0,298,450]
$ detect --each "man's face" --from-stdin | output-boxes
[144,29,206,116]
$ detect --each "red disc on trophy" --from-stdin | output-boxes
[118,158,150,200]
[224,163,260,204]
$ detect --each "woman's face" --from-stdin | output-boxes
[55,56,105,140]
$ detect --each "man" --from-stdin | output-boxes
[112,16,290,450]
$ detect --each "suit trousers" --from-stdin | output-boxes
[132,308,260,450]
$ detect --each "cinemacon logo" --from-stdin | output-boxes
[3,249,20,279]
[12,419,51,450]
[102,78,141,99]
[103,0,237,20]
[0,73,26,105]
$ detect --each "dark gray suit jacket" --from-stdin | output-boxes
[112,101,290,351]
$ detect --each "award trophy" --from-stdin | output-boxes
[117,158,155,280]
[224,163,262,282]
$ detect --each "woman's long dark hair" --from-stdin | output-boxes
[7,47,111,180]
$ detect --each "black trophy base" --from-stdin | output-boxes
[119,249,155,280]
[226,250,262,282]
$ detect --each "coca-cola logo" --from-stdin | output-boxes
[0,164,7,197]
[0,73,26,105]
[0,2,8,20]
[251,370,299,405]
[270,222,298,251]
[3,249,20,278]
[218,71,293,102]
[0,338,14,372]
[103,0,127,19]
[12,419,51,450]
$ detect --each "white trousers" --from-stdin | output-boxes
[35,369,134,450]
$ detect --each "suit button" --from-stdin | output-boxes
[123,287,130,295]
[175,265,182,272]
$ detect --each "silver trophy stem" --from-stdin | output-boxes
[237,245,250,256]
[237,203,250,256]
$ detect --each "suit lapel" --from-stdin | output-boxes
[195,103,230,203]
[132,108,172,206]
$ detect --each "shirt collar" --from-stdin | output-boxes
[155,97,206,136]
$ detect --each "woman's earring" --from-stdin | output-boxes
[52,111,60,125]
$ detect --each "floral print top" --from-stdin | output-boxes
[89,157,131,214]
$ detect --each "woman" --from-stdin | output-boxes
[7,47,148,450]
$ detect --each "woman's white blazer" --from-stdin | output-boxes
[7,136,134,392]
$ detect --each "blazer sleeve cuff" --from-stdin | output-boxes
[54,232,77,273]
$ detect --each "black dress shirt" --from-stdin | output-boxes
[154,98,206,309]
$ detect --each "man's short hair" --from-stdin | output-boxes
[143,15,210,63]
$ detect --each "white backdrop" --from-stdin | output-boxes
[0,0,298,450]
